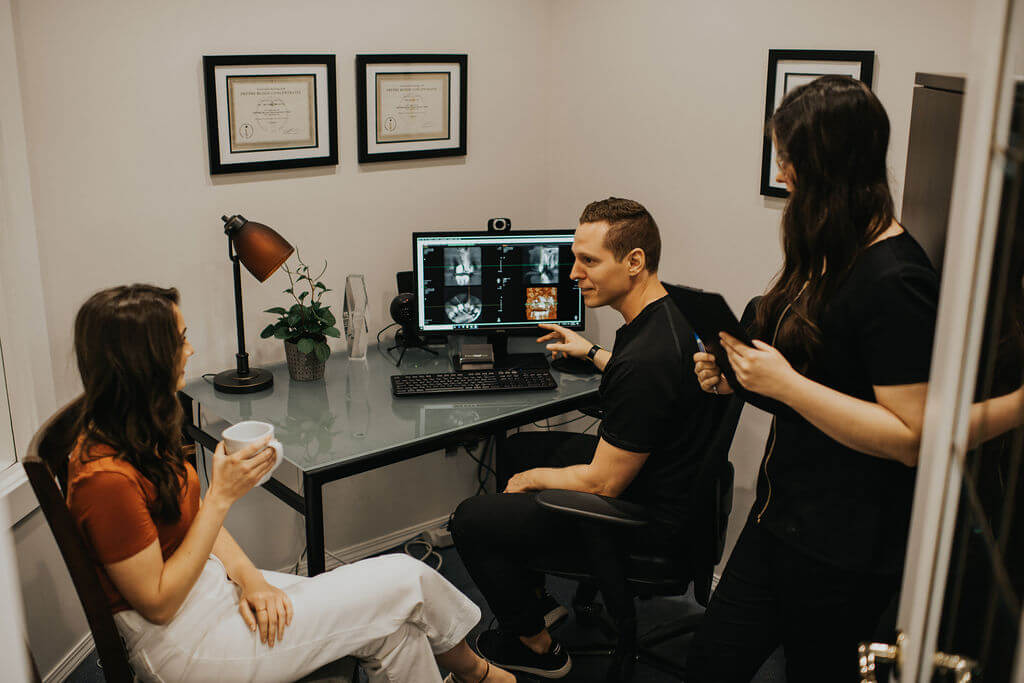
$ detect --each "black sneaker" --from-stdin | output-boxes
[538,591,569,630]
[476,629,572,679]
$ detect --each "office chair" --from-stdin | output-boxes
[528,393,743,682]
[23,401,357,683]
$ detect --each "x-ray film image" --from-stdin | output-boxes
[444,247,482,286]
[445,289,483,323]
[526,287,557,321]
[525,246,559,285]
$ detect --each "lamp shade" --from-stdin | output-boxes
[222,214,294,282]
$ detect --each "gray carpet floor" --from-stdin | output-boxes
[65,544,785,682]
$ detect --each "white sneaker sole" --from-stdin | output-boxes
[543,604,570,629]
[493,653,573,679]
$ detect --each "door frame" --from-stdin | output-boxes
[897,0,1024,679]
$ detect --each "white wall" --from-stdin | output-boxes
[8,0,974,676]
[11,0,554,676]
[541,0,972,549]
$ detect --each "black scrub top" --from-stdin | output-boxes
[748,231,940,575]
[598,296,719,539]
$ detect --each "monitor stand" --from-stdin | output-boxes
[550,355,599,375]
[488,332,549,370]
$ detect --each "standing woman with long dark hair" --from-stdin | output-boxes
[686,76,940,681]
[63,284,515,683]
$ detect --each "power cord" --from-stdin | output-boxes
[404,538,443,572]
[376,323,401,367]
[533,413,589,429]
[462,438,496,495]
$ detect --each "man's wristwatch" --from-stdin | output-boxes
[587,344,603,362]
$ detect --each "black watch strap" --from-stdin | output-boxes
[587,344,602,362]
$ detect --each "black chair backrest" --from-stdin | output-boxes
[688,394,743,606]
[23,402,134,682]
[684,296,761,605]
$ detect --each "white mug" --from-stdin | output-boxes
[221,421,283,487]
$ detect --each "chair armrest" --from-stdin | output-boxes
[535,489,649,527]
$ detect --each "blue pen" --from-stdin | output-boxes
[694,334,719,394]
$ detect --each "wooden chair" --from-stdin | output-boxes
[23,402,356,682]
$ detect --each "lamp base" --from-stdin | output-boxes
[213,368,274,394]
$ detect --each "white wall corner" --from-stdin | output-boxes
[0,0,57,462]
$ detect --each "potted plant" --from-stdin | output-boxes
[260,253,341,381]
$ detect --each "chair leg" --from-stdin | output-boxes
[638,611,704,648]
[636,649,686,680]
[629,612,703,681]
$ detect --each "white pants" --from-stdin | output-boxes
[114,553,481,683]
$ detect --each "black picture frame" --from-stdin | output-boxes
[356,54,468,163]
[760,49,875,197]
[203,54,339,175]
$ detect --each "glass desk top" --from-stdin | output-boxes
[182,343,602,475]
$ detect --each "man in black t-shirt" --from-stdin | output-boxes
[450,197,717,679]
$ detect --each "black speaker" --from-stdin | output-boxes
[487,217,511,233]
[396,270,414,293]
[388,292,436,365]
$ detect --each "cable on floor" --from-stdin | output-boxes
[404,538,443,572]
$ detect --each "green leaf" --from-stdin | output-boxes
[296,337,315,354]
[264,307,288,315]
[260,324,277,338]
[289,303,304,315]
[320,310,336,326]
[299,291,309,302]
[284,288,293,295]
[287,313,300,326]
[314,342,330,362]
[274,327,291,339]
[314,282,327,290]
[324,326,341,338]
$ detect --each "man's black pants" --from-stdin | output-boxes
[450,431,674,637]
[686,519,899,683]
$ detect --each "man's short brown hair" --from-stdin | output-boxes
[578,197,661,272]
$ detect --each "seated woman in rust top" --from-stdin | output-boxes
[65,284,513,683]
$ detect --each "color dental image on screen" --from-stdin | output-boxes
[416,234,583,332]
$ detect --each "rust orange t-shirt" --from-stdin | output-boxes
[66,439,200,614]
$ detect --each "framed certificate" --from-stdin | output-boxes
[203,55,338,174]
[760,50,874,197]
[356,54,467,163]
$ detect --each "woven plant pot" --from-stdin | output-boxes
[284,340,325,381]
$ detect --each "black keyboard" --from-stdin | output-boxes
[391,367,558,397]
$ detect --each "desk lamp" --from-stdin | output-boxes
[214,214,294,393]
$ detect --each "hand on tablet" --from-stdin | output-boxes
[719,332,795,398]
[693,352,734,395]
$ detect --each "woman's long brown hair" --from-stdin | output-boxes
[71,284,187,522]
[755,75,895,370]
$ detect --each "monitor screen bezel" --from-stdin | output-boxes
[412,229,584,335]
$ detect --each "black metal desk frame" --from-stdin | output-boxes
[179,390,598,576]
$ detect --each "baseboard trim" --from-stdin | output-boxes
[284,513,452,575]
[44,632,93,683]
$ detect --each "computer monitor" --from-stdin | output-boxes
[413,230,584,335]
